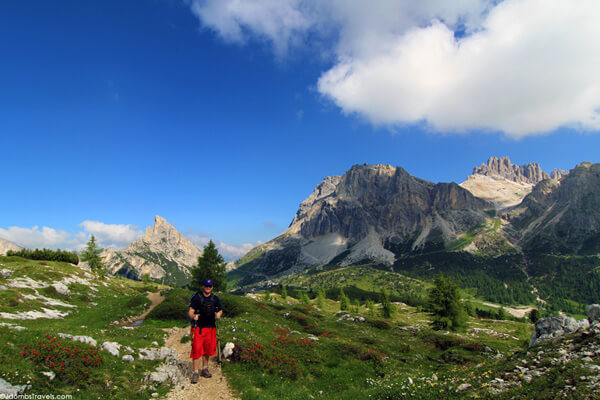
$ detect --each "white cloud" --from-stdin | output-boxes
[0,226,77,250]
[79,220,143,248]
[187,0,600,137]
[188,234,257,261]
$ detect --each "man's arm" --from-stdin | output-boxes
[189,307,198,320]
[215,309,223,319]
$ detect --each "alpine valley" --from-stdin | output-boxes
[230,157,600,314]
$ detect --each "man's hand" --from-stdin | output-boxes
[216,310,223,319]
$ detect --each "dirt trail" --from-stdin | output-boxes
[164,327,238,400]
[138,291,165,320]
[480,302,535,319]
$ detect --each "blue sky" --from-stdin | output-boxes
[1,0,599,260]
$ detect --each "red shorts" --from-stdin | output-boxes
[190,327,217,359]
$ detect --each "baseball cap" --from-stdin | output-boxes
[203,279,213,287]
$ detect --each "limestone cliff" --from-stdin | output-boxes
[234,164,494,286]
[460,156,559,209]
[0,238,22,255]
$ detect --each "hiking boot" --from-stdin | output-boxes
[191,371,199,384]
[201,368,212,378]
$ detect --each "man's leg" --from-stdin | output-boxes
[193,358,201,372]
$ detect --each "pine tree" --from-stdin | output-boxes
[192,240,227,292]
[381,288,393,318]
[529,308,540,323]
[427,275,467,331]
[316,286,326,309]
[80,235,105,276]
[281,285,288,300]
[339,288,349,311]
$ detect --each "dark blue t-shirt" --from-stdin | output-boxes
[189,293,222,328]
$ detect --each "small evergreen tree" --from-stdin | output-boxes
[80,235,105,276]
[281,285,288,300]
[298,291,310,305]
[191,240,227,292]
[339,288,349,311]
[352,298,360,314]
[366,299,375,316]
[427,275,467,331]
[529,308,540,323]
[381,288,393,318]
[316,286,326,309]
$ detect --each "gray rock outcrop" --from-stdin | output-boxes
[530,314,590,347]
[588,304,600,323]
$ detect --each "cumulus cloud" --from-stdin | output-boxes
[79,220,144,248]
[0,226,77,250]
[187,0,600,137]
[188,234,257,261]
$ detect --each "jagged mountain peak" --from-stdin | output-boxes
[473,156,549,185]
[102,216,202,285]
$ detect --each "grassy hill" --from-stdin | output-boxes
[2,255,599,399]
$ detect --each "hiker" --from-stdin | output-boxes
[189,278,223,383]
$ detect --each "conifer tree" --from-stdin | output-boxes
[316,286,326,309]
[192,240,227,292]
[281,285,288,300]
[80,235,105,276]
[381,288,393,318]
[427,275,467,331]
[339,288,349,311]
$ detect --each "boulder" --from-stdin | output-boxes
[58,333,97,347]
[588,304,600,323]
[51,282,70,296]
[0,378,30,396]
[102,341,121,357]
[122,355,134,362]
[530,314,591,347]
[0,269,13,279]
[138,347,176,361]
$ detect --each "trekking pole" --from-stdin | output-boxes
[216,317,222,365]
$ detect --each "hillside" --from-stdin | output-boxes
[2,255,600,399]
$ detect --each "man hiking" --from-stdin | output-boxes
[189,278,223,383]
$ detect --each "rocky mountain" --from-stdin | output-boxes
[102,216,202,286]
[460,156,559,209]
[504,162,600,254]
[0,238,22,255]
[232,164,495,286]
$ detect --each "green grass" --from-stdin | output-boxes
[0,256,179,399]
[3,255,599,400]
[213,292,547,400]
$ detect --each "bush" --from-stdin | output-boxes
[219,293,251,318]
[366,318,392,330]
[6,248,79,264]
[21,334,102,384]
[146,290,191,321]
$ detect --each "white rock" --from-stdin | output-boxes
[0,307,69,320]
[0,269,13,279]
[457,383,472,392]
[52,282,70,296]
[122,355,134,362]
[102,341,121,357]
[58,333,97,347]
[41,371,55,381]
[0,378,31,396]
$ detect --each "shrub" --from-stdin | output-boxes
[21,334,102,384]
[367,319,392,330]
[219,293,250,318]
